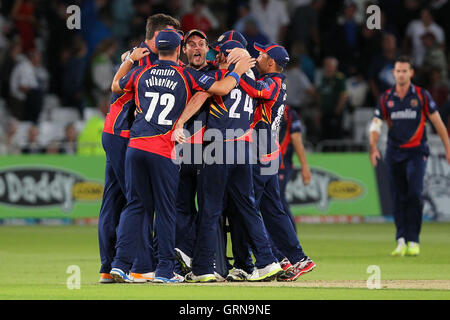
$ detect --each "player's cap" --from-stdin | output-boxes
[254,42,290,68]
[156,28,183,51]
[219,40,244,57]
[210,30,248,52]
[184,29,208,44]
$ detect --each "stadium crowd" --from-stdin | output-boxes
[0,0,449,154]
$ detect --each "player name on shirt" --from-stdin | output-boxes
[145,68,178,90]
[390,109,417,120]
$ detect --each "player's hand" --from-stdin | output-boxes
[173,124,186,144]
[129,48,150,62]
[301,167,312,186]
[234,55,256,75]
[226,48,250,65]
[370,148,381,167]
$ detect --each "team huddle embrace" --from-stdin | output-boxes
[98,13,315,284]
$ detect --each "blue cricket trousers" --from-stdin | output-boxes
[385,149,428,243]
[98,132,128,274]
[112,147,180,278]
[192,142,276,275]
[99,133,155,274]
[278,167,297,232]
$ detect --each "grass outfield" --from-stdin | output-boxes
[0,223,449,300]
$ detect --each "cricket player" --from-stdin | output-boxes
[98,13,180,284]
[277,105,311,230]
[174,39,283,283]
[108,28,255,283]
[369,56,450,257]
[227,42,316,282]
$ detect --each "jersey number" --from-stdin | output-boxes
[229,89,254,120]
[144,92,175,125]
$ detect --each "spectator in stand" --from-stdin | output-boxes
[61,35,89,118]
[290,41,315,83]
[59,122,79,155]
[77,98,108,156]
[180,0,214,34]
[420,32,448,84]
[21,124,45,154]
[284,56,319,143]
[242,18,269,58]
[9,48,48,123]
[426,68,449,110]
[368,33,399,104]
[404,7,446,68]
[286,0,323,55]
[11,0,36,52]
[250,0,289,43]
[88,38,117,108]
[326,0,363,76]
[0,36,23,101]
[0,117,21,155]
[317,56,348,141]
[233,1,261,34]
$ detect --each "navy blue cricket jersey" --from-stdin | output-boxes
[375,84,438,158]
[118,60,217,159]
[239,72,287,162]
[278,106,302,170]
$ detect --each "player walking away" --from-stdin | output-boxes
[228,42,316,282]
[109,29,255,283]
[369,56,450,257]
[98,13,180,284]
[174,40,284,283]
[278,105,311,231]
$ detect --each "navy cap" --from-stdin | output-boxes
[156,28,182,51]
[254,42,290,68]
[211,30,248,52]
[184,29,208,43]
[219,40,244,57]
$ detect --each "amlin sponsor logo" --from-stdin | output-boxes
[0,167,104,212]
[286,168,365,210]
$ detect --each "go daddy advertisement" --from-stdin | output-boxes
[0,156,104,219]
[0,153,382,219]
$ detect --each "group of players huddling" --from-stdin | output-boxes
[98,13,316,284]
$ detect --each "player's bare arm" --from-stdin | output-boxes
[369,117,382,167]
[428,112,450,164]
[206,55,256,96]
[111,48,150,94]
[291,132,311,185]
[174,91,212,144]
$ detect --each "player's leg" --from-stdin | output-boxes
[175,163,198,265]
[98,133,128,282]
[189,161,229,281]
[149,152,181,282]
[385,155,408,256]
[404,153,427,256]
[278,167,296,231]
[110,148,153,282]
[227,160,281,281]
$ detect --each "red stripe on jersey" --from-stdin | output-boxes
[260,142,281,163]
[128,133,176,159]
[401,111,426,148]
[103,92,133,134]
[120,130,130,138]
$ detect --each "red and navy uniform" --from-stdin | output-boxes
[375,84,438,243]
[175,63,217,261]
[278,106,302,231]
[193,69,279,276]
[231,73,306,268]
[111,60,217,279]
[98,42,158,276]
